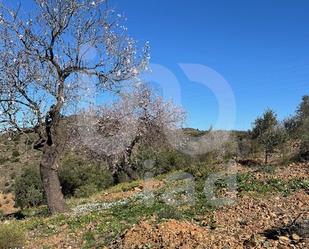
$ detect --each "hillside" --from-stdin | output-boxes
[0,159,308,248]
[0,127,308,249]
[0,133,40,193]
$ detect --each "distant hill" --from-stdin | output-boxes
[0,132,40,193]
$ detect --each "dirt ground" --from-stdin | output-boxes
[16,163,309,249]
[112,190,309,249]
[112,163,309,249]
[0,192,19,215]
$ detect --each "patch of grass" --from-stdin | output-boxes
[21,213,68,238]
[108,180,141,193]
[11,167,308,248]
[288,178,309,192]
[57,184,212,247]
[0,222,26,249]
[20,205,49,219]
[83,231,96,248]
[74,184,98,198]
[184,162,220,180]
[256,165,277,174]
[237,173,309,196]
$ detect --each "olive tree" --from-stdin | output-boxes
[293,96,309,160]
[251,109,286,164]
[284,95,309,160]
[0,0,149,214]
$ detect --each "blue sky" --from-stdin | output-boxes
[5,0,309,130]
[111,0,309,130]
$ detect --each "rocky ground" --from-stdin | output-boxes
[110,163,309,249]
[112,191,308,249]
[1,162,308,249]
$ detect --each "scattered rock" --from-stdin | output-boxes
[291,233,301,241]
[278,236,290,244]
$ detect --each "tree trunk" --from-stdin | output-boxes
[38,101,69,215]
[264,150,268,165]
[40,144,68,214]
[108,136,140,183]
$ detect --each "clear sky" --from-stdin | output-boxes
[5,0,309,130]
[110,0,309,130]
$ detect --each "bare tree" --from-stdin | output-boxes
[75,83,186,182]
[0,0,149,214]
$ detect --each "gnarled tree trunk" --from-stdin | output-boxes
[40,145,68,214]
[109,136,140,183]
[38,102,69,214]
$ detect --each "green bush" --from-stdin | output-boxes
[14,167,45,208]
[0,223,25,249]
[11,149,20,158]
[0,156,8,165]
[59,155,113,197]
[10,157,20,163]
[11,133,21,142]
[196,151,220,164]
[184,162,218,179]
[74,183,98,198]
[299,119,309,161]
[134,148,190,176]
[115,171,131,183]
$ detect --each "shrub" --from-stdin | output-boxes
[251,109,287,164]
[10,172,16,180]
[11,149,20,158]
[14,167,45,208]
[115,171,131,183]
[134,148,190,176]
[74,183,98,198]
[0,223,25,249]
[184,162,218,179]
[12,134,21,142]
[284,95,309,161]
[25,136,35,146]
[0,156,8,165]
[59,155,113,197]
[222,138,239,160]
[196,151,219,165]
[299,118,309,161]
[237,136,252,159]
[10,157,20,163]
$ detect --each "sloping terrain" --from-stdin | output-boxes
[1,161,306,249]
[0,133,39,193]
[112,163,309,249]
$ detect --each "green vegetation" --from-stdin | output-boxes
[59,155,114,198]
[0,95,308,248]
[251,109,287,164]
[15,167,45,208]
[11,149,20,158]
[0,156,8,165]
[0,223,26,249]
[285,95,309,161]
[237,172,309,196]
[133,148,191,176]
[14,154,114,208]
[10,164,307,248]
